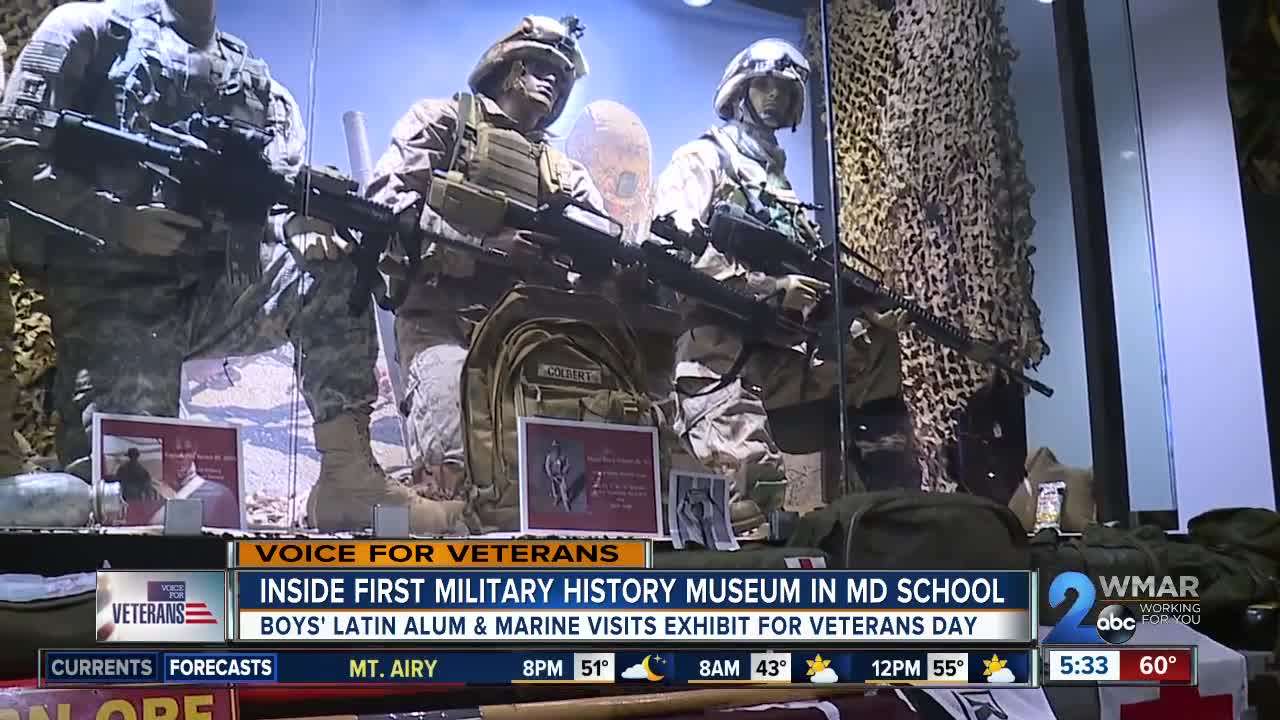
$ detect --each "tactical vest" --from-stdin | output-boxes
[432,93,570,235]
[702,126,821,248]
[63,1,282,282]
[90,1,277,135]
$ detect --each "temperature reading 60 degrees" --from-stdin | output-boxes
[1140,655,1176,676]
[1120,648,1194,684]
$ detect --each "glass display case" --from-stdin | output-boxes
[0,0,1146,539]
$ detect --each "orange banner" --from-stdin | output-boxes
[0,688,236,720]
[234,540,648,567]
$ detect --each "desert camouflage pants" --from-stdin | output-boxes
[674,327,841,510]
[0,264,23,477]
[393,279,500,486]
[28,241,378,470]
[674,322,908,506]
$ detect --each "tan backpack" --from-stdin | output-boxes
[460,284,658,533]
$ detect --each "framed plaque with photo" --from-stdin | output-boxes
[518,417,661,538]
[92,414,246,530]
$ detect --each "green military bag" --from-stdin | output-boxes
[1030,525,1166,621]
[460,284,659,533]
[788,490,1030,570]
[1178,508,1280,617]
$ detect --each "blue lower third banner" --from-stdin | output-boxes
[39,649,1036,687]
[232,570,1034,643]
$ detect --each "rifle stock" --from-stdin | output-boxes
[706,202,1055,398]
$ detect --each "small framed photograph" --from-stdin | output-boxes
[668,470,738,551]
[518,417,661,538]
[93,414,245,530]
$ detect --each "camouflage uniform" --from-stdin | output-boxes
[367,16,607,491]
[0,0,464,534]
[654,39,912,532]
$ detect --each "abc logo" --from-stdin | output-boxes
[1096,604,1137,644]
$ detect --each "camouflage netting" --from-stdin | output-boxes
[3,0,64,463]
[807,0,1048,491]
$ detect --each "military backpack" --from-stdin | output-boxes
[459,284,659,533]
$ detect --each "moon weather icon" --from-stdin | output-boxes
[642,654,666,681]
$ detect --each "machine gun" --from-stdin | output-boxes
[45,110,420,315]
[697,201,1055,398]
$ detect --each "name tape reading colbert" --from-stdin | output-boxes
[233,540,648,568]
[232,570,1033,643]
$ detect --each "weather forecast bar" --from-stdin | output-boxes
[38,648,1038,687]
[1043,646,1197,686]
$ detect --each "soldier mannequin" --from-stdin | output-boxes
[367,16,608,510]
[0,0,464,534]
[653,39,915,535]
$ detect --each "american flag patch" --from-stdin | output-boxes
[185,603,217,625]
[784,556,826,569]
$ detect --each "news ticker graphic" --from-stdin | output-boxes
[97,571,227,644]
[39,649,1037,687]
[230,569,1033,643]
[231,540,650,568]
[1043,646,1197,685]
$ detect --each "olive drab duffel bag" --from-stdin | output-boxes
[1178,508,1280,618]
[460,284,659,533]
[787,490,1030,570]
[1029,525,1166,621]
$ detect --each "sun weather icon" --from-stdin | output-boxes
[983,654,1016,684]
[806,654,838,684]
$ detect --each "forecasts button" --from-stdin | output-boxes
[164,653,277,683]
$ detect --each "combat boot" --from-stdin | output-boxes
[731,472,786,538]
[308,413,467,535]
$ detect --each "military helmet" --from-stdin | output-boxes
[468,15,590,128]
[714,38,810,128]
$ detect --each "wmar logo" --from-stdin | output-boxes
[1044,572,1107,644]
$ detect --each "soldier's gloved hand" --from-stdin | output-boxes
[776,274,830,316]
[285,215,352,261]
[867,307,911,332]
[116,202,202,256]
[488,229,553,259]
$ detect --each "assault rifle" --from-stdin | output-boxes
[428,168,812,349]
[44,110,420,315]
[695,202,1055,398]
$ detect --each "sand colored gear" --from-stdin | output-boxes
[468,15,589,129]
[564,99,653,229]
[714,38,811,128]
